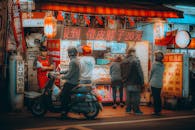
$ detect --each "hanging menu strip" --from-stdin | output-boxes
[63,27,143,41]
[11,1,26,52]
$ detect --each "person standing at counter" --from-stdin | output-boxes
[149,50,164,116]
[121,47,144,115]
[110,56,124,109]
[78,45,95,84]
[33,46,54,90]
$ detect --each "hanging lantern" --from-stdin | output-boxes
[128,17,135,27]
[95,16,103,25]
[107,16,114,25]
[71,13,77,24]
[44,12,57,39]
[83,15,90,26]
[57,11,64,21]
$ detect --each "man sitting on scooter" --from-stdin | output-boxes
[59,46,80,119]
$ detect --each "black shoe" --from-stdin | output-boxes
[134,110,143,115]
[126,107,131,113]
[120,102,125,108]
[112,104,117,109]
[60,112,68,120]
[151,112,162,116]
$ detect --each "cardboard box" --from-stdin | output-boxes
[26,48,39,61]
[27,67,38,91]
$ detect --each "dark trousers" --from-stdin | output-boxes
[192,91,195,108]
[111,80,123,103]
[126,90,141,112]
[112,87,123,103]
[61,82,77,112]
[151,87,162,113]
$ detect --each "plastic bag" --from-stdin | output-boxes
[52,84,61,101]
[52,84,61,96]
[36,61,42,68]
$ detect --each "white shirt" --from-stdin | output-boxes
[79,56,95,81]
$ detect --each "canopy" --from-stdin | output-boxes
[35,0,183,18]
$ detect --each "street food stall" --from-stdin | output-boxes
[47,37,150,103]
[5,0,189,112]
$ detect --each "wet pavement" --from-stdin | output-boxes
[1,105,195,130]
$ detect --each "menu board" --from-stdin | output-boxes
[60,40,80,65]
[93,40,107,50]
[162,53,183,97]
[111,42,127,54]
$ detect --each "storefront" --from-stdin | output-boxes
[46,27,149,103]
[6,0,188,110]
[153,13,195,108]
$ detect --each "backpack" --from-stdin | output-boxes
[121,57,144,85]
[120,59,131,83]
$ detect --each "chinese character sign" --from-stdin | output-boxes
[63,27,142,41]
[162,54,183,97]
[16,60,24,94]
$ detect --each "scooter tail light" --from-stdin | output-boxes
[96,95,102,102]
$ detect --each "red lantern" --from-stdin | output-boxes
[44,12,57,39]
[57,11,64,21]
[128,17,135,27]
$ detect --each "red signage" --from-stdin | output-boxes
[11,1,26,52]
[47,39,60,65]
[162,54,183,97]
[63,27,142,41]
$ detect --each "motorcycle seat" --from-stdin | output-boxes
[71,86,92,93]
[78,84,92,87]
[24,91,42,99]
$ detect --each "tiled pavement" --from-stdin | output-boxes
[98,105,173,118]
[66,105,174,119]
[4,105,174,119]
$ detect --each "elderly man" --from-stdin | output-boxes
[121,47,144,115]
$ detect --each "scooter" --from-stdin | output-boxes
[24,71,103,120]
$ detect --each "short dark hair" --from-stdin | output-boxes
[115,56,122,62]
[39,46,48,51]
[67,46,78,56]
[127,47,136,54]
[154,50,164,62]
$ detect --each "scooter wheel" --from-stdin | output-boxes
[83,102,100,120]
[30,98,47,117]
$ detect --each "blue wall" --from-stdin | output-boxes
[137,23,154,43]
[167,14,195,25]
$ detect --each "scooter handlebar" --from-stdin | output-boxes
[47,71,59,79]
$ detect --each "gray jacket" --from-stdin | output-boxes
[110,62,122,81]
[121,55,144,86]
[121,55,144,92]
[61,56,80,85]
[149,61,165,88]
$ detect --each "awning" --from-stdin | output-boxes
[168,14,195,25]
[35,0,183,18]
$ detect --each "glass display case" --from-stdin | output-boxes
[92,65,111,85]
